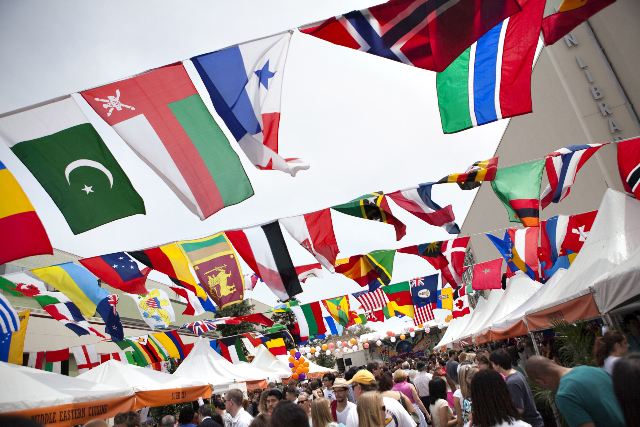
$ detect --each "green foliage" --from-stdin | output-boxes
[348,323,375,336]
[215,299,258,337]
[270,297,299,326]
[552,319,595,367]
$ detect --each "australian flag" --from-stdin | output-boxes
[96,294,124,341]
[80,252,151,295]
[409,274,438,308]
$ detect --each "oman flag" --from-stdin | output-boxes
[0,97,145,234]
[81,63,253,220]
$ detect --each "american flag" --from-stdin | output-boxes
[181,320,218,336]
[353,288,389,312]
[413,304,434,326]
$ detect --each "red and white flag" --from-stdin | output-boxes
[452,295,470,318]
[227,222,303,301]
[472,258,503,290]
[562,210,598,254]
[617,137,640,199]
[100,351,130,365]
[353,288,389,312]
[27,351,44,369]
[72,344,100,373]
[508,227,539,277]
[280,209,339,272]
[441,237,471,288]
[295,263,323,283]
[413,304,434,326]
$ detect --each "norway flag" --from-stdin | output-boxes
[192,33,309,176]
[80,252,150,295]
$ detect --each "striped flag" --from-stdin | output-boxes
[100,351,132,365]
[72,344,100,373]
[436,157,499,190]
[44,349,69,374]
[0,293,20,334]
[291,301,327,337]
[42,302,106,338]
[387,185,459,234]
[27,351,44,369]
[436,0,545,133]
[413,304,434,326]
[353,288,390,312]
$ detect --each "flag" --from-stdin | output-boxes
[453,285,472,300]
[218,336,248,363]
[323,296,351,326]
[452,294,470,318]
[181,320,218,336]
[100,352,132,365]
[488,230,524,278]
[398,241,449,270]
[353,288,390,312]
[193,34,308,176]
[279,209,339,272]
[152,330,186,359]
[291,301,327,337]
[366,310,386,322]
[42,302,105,338]
[324,316,344,336]
[471,258,503,290]
[31,262,108,317]
[436,157,499,189]
[388,185,459,233]
[541,144,608,209]
[0,309,29,364]
[0,293,20,334]
[0,273,75,308]
[508,227,539,278]
[491,160,545,227]
[226,222,302,301]
[562,210,598,254]
[264,336,287,356]
[119,335,169,365]
[301,0,521,73]
[177,232,245,309]
[436,287,453,310]
[235,313,274,326]
[382,282,414,318]
[409,274,439,308]
[129,243,204,299]
[295,263,323,283]
[72,344,100,373]
[542,0,616,45]
[0,97,145,234]
[332,192,406,240]
[440,237,471,288]
[128,289,175,330]
[540,215,570,267]
[436,0,545,133]
[81,64,253,219]
[617,137,640,199]
[79,251,151,295]
[335,250,396,291]
[0,160,52,264]
[95,294,124,341]
[244,273,261,290]
[413,304,434,326]
[44,349,69,374]
[27,352,44,370]
[170,284,216,316]
[242,332,267,348]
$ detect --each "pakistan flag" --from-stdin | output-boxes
[0,97,145,234]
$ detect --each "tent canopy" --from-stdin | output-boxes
[174,338,236,390]
[593,244,640,313]
[251,345,291,380]
[208,343,277,382]
[457,290,503,341]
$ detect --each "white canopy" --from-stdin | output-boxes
[251,345,292,380]
[476,273,544,335]
[527,189,640,315]
[359,325,425,343]
[0,361,133,413]
[77,360,207,392]
[434,309,475,348]
[208,343,277,382]
[173,338,236,391]
[593,244,640,313]
[457,290,504,340]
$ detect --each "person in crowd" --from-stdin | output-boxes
[225,389,253,427]
[506,345,525,376]
[310,379,323,400]
[368,360,384,377]
[355,392,386,427]
[345,370,414,427]
[162,416,176,427]
[469,369,529,427]
[322,373,336,400]
[211,413,225,426]
[612,353,640,427]
[457,352,468,369]
[178,405,198,427]
[249,414,270,427]
[428,377,456,427]
[266,389,283,415]
[311,397,340,427]
[454,364,477,427]
[490,349,543,427]
[197,405,223,427]
[344,367,359,403]
[248,391,261,416]
[413,361,432,412]
[298,392,312,420]
[258,390,270,415]
[624,314,640,351]
[443,373,457,410]
[331,378,356,425]
[215,399,232,427]
[594,330,630,375]
[376,371,421,422]
[446,351,459,384]
[392,369,429,427]
[526,355,625,427]
[141,417,154,427]
[114,412,142,427]
[84,421,109,427]
[474,353,492,371]
[285,386,300,403]
[266,382,276,391]
[271,401,309,427]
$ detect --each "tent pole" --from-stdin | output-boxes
[589,286,612,330]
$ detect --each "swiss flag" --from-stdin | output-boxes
[562,211,598,254]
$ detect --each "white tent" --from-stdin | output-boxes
[0,361,134,413]
[208,343,278,382]
[457,290,504,340]
[527,189,640,315]
[251,345,291,380]
[173,338,236,392]
[593,244,640,313]
[434,309,475,348]
[476,273,544,336]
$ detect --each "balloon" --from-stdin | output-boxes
[321,344,328,351]
[342,342,348,347]
[304,362,309,367]
[364,343,370,349]
[299,373,306,380]
[376,340,382,346]
[292,373,299,380]
[352,345,357,351]
[315,346,321,353]
[425,327,430,333]
[328,343,334,349]
[299,357,305,364]
[306,353,312,358]
[303,367,309,373]
[289,363,294,368]
[349,338,356,345]
[409,327,415,332]
[326,350,331,355]
[336,341,342,347]
[410,332,415,337]
[400,334,406,340]
[390,337,396,342]
[290,349,296,356]
[293,360,299,367]
[386,331,392,336]
[335,349,340,353]
[295,352,301,358]
[310,348,316,354]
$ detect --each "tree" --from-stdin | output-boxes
[270,296,299,326]
[348,324,375,337]
[312,337,336,369]
[215,299,259,337]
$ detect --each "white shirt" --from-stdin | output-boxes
[346,396,414,427]
[413,372,433,397]
[324,388,336,400]
[336,401,356,425]
[453,388,463,401]
[230,407,253,427]
[603,355,621,375]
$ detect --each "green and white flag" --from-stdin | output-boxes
[0,96,145,234]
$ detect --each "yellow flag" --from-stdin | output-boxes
[7,309,30,365]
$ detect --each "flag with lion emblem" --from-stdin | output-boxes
[127,289,175,330]
[177,232,244,309]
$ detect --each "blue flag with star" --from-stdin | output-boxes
[409,274,438,308]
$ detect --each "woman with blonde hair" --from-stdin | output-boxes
[453,364,478,427]
[311,397,344,427]
[355,392,386,427]
[298,392,311,420]
[258,389,270,415]
[391,369,430,427]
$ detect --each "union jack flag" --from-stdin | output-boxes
[181,320,218,336]
[409,277,424,287]
[107,294,119,315]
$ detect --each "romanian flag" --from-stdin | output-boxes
[332,192,406,241]
[0,160,52,265]
[335,250,395,291]
[32,262,109,318]
[152,330,186,359]
[323,296,351,326]
[491,160,545,227]
[129,244,205,298]
[382,282,414,318]
[437,157,499,190]
[264,337,287,356]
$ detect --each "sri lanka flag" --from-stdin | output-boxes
[436,0,545,134]
[491,160,545,227]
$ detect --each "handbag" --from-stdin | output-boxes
[397,391,421,426]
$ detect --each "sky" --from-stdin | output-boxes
[0,0,511,331]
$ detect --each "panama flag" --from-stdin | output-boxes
[541,143,608,209]
[388,184,459,233]
[82,63,254,220]
[192,33,308,176]
[80,251,151,295]
[279,209,339,272]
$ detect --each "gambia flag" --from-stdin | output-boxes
[382,282,414,318]
[332,192,406,241]
[81,63,254,220]
[323,296,351,326]
[491,160,545,227]
[0,97,145,234]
